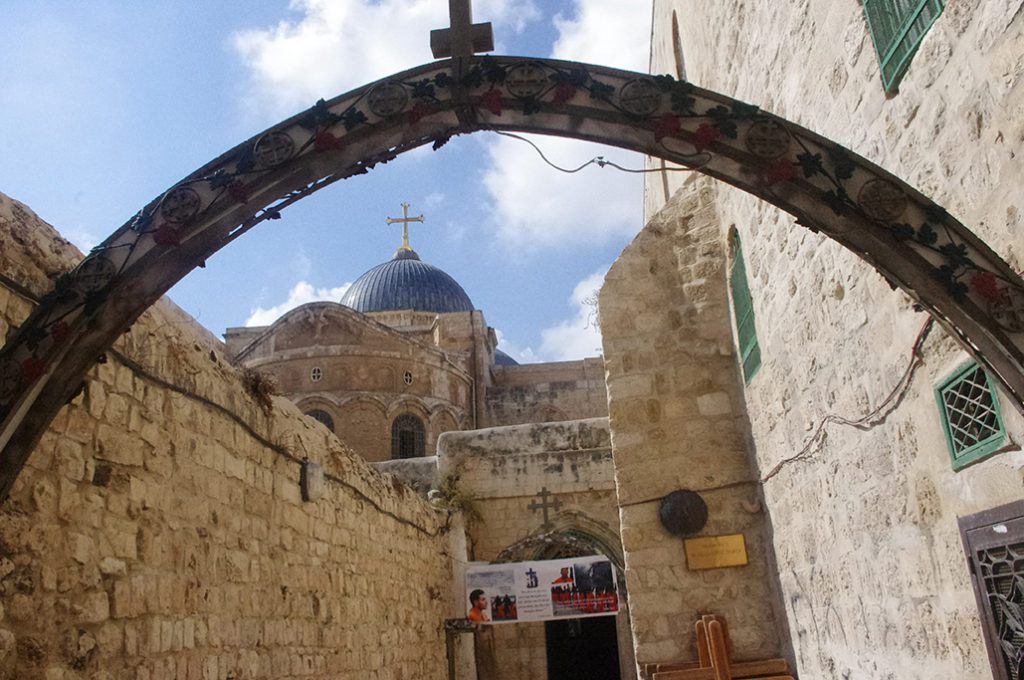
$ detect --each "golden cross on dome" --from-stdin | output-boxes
[430,0,493,59]
[385,202,425,251]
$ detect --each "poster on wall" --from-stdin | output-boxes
[464,555,619,624]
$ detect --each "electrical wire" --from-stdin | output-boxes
[759,316,936,482]
[491,130,705,174]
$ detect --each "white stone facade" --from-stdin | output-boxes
[627,1,1024,677]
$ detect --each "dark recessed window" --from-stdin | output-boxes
[862,0,944,93]
[305,409,334,432]
[935,361,1005,469]
[391,413,425,459]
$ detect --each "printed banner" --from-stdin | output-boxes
[464,555,619,624]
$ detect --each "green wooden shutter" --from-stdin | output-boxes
[729,236,761,384]
[862,0,945,92]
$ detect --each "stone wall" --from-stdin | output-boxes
[639,2,1024,677]
[600,180,789,671]
[0,193,457,680]
[484,358,608,427]
[437,419,634,680]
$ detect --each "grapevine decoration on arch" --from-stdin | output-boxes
[3,54,1024,474]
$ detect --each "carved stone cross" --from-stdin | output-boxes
[528,487,562,531]
[385,202,425,251]
[430,0,494,59]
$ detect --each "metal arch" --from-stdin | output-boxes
[2,55,1023,499]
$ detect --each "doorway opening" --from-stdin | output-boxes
[545,615,621,680]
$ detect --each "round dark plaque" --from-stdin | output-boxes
[658,489,708,536]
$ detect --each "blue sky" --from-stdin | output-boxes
[0,0,652,362]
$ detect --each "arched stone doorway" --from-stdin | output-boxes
[493,515,635,680]
[1,55,1022,501]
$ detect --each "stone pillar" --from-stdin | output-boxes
[600,177,790,668]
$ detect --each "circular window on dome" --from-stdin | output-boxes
[305,409,334,432]
[310,366,323,382]
[403,370,414,385]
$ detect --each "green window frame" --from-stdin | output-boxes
[935,361,1006,470]
[729,234,761,384]
[861,0,945,93]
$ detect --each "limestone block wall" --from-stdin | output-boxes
[437,418,634,680]
[0,193,456,680]
[643,1,1024,677]
[600,180,789,671]
[484,358,608,427]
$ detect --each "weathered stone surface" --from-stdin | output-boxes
[0,196,456,680]
[638,2,1024,678]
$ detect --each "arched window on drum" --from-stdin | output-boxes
[305,409,334,433]
[391,414,425,459]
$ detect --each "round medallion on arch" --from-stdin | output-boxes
[991,289,1024,332]
[743,120,790,159]
[72,254,117,293]
[367,81,410,117]
[504,62,548,99]
[857,179,908,222]
[618,79,663,117]
[253,131,296,168]
[159,186,202,224]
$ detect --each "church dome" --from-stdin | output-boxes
[340,247,474,314]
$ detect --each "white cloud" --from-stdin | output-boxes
[494,329,541,365]
[482,133,641,248]
[481,1,649,249]
[232,0,539,119]
[498,267,607,363]
[245,280,351,326]
[537,267,606,361]
[551,1,649,71]
[423,191,445,208]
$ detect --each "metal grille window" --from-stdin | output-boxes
[935,361,1005,469]
[861,0,944,93]
[960,501,1024,680]
[391,413,425,459]
[729,233,761,384]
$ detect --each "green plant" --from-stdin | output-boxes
[433,474,482,526]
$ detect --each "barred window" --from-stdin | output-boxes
[391,414,425,459]
[960,501,1024,680]
[861,0,944,93]
[935,361,1005,469]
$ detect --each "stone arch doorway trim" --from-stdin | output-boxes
[1,55,1023,499]
[494,510,625,571]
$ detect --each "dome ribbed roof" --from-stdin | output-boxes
[339,248,474,313]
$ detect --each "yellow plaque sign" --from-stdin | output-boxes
[684,534,748,570]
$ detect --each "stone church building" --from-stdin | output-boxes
[1,1,1024,680]
[222,232,607,462]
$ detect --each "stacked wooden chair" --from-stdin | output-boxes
[644,615,794,680]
